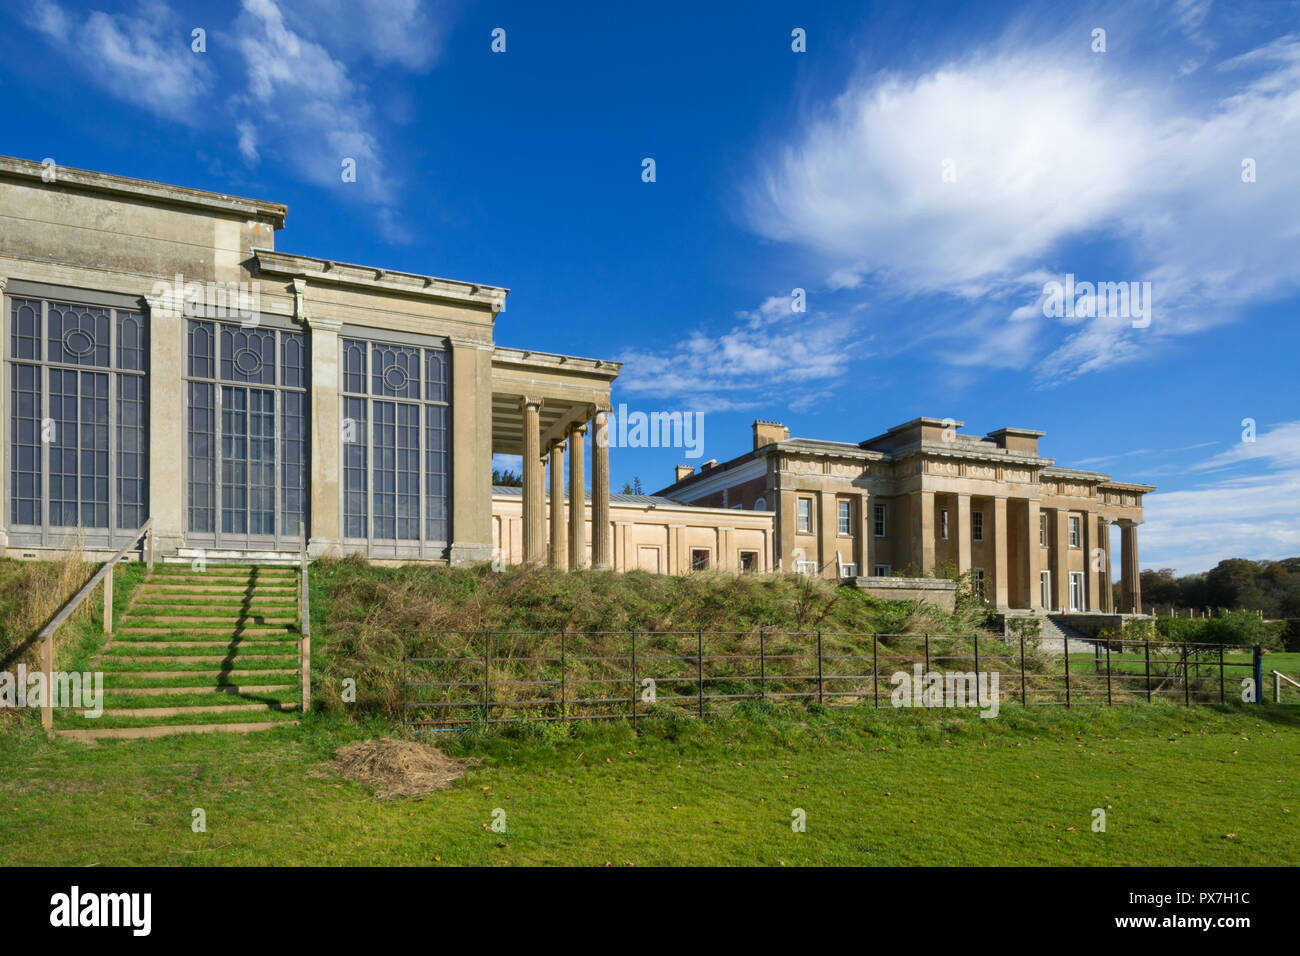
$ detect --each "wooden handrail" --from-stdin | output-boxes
[38,519,154,732]
[300,531,311,716]
[1273,669,1300,703]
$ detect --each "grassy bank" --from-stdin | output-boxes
[1,701,1296,866]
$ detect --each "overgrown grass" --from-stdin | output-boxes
[308,556,1008,719]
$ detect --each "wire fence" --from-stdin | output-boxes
[401,630,1264,730]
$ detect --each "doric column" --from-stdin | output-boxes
[1119,520,1141,613]
[857,491,871,574]
[567,423,586,569]
[818,490,837,578]
[520,398,544,565]
[144,291,186,555]
[1085,513,1101,611]
[548,439,566,569]
[955,492,972,576]
[1025,499,1042,608]
[991,496,1009,608]
[1101,518,1113,612]
[1050,507,1070,611]
[917,490,936,574]
[591,409,611,569]
[448,335,496,565]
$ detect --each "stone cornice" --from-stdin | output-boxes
[0,155,287,227]
[253,248,508,313]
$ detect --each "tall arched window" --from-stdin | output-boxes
[5,292,147,549]
[341,336,450,558]
[184,318,306,550]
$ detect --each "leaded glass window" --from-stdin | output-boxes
[184,319,307,548]
[341,337,451,556]
[4,295,148,547]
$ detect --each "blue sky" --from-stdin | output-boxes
[3,0,1298,574]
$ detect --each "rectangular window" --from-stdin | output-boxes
[1040,570,1051,608]
[691,548,710,571]
[837,499,851,535]
[940,509,949,540]
[839,562,858,578]
[973,568,986,599]
[873,503,887,537]
[1068,515,1081,548]
[1039,512,1047,547]
[796,497,812,533]
[973,510,984,542]
[739,550,758,573]
[873,564,891,577]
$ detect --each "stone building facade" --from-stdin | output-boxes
[0,157,618,568]
[654,418,1153,613]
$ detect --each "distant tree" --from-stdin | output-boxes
[492,468,523,487]
[619,476,644,495]
[1139,557,1300,619]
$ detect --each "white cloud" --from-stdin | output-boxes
[617,299,865,413]
[28,0,212,123]
[745,18,1300,385]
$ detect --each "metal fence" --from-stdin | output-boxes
[401,631,1264,730]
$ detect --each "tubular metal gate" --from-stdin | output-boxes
[401,631,1265,730]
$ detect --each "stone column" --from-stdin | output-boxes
[520,398,544,565]
[567,423,586,569]
[917,490,935,574]
[857,492,871,574]
[1025,499,1042,608]
[548,439,566,569]
[145,292,186,555]
[818,490,837,578]
[1085,513,1102,611]
[591,409,611,569]
[776,488,796,572]
[991,496,1009,608]
[1050,508,1070,611]
[1101,518,1113,612]
[1119,520,1141,613]
[955,492,972,576]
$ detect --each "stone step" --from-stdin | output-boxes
[105,640,298,650]
[55,721,297,741]
[109,684,291,696]
[99,668,299,679]
[105,654,299,664]
[80,702,300,718]
[116,627,295,637]
[140,583,298,593]
[119,615,299,625]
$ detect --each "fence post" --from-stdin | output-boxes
[560,628,567,721]
[924,633,931,701]
[759,629,766,700]
[816,630,823,705]
[103,562,114,635]
[482,629,490,727]
[1105,638,1112,706]
[1063,634,1070,707]
[1144,639,1152,703]
[872,634,879,708]
[1253,645,1262,705]
[631,632,638,726]
[1019,633,1027,706]
[40,634,53,732]
[401,633,407,728]
[697,629,704,719]
[1218,643,1224,705]
[1184,643,1190,706]
[973,632,980,708]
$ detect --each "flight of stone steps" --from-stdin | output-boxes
[1038,614,1101,654]
[54,564,304,741]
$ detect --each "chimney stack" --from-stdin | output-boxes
[675,464,695,482]
[753,420,789,450]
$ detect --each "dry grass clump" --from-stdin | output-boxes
[0,536,93,669]
[333,738,480,798]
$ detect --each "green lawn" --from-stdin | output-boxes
[2,701,1297,866]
